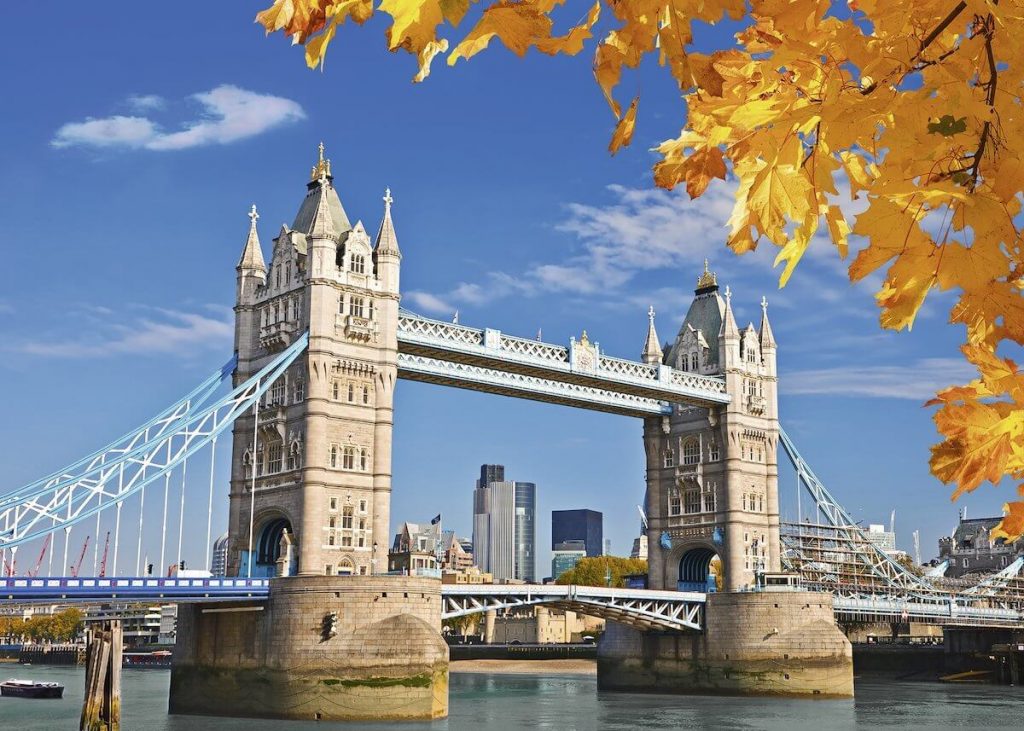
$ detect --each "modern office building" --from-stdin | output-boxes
[551,509,603,557]
[551,540,587,580]
[472,464,536,581]
[211,533,229,577]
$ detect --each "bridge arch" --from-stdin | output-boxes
[253,511,295,578]
[671,543,720,593]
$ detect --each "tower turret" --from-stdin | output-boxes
[235,204,266,369]
[641,306,664,365]
[374,187,401,295]
[758,296,777,374]
[718,285,740,368]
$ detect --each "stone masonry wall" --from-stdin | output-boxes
[170,575,448,721]
[598,590,853,698]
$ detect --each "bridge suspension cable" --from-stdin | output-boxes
[0,333,309,553]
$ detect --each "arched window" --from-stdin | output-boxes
[351,254,366,274]
[362,385,370,404]
[287,442,301,471]
[682,439,700,465]
[690,353,698,371]
[359,448,369,471]
[332,381,339,400]
[330,445,338,468]
[347,383,355,402]
[708,440,720,461]
[663,449,674,468]
[242,450,252,480]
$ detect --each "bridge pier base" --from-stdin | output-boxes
[597,591,852,698]
[169,576,448,721]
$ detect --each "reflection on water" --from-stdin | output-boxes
[0,666,1021,730]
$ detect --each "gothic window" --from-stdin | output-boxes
[704,485,716,513]
[338,294,345,314]
[342,507,354,529]
[328,534,335,546]
[275,266,281,288]
[679,356,688,372]
[359,499,367,513]
[293,378,304,402]
[343,446,356,470]
[709,440,720,461]
[360,448,369,471]
[742,494,748,511]
[684,490,701,514]
[682,439,700,465]
[358,536,365,548]
[332,381,340,400]
[329,517,336,529]
[747,345,757,364]
[759,495,764,512]
[690,353,698,370]
[242,450,252,480]
[348,383,355,402]
[255,447,265,477]
[330,445,338,468]
[342,535,353,547]
[329,497,338,511]
[268,442,283,473]
[351,254,366,274]
[368,300,374,320]
[358,518,366,530]
[663,449,675,468]
[325,564,334,575]
[270,379,285,406]
[350,296,366,319]
[287,442,301,470]
[669,492,681,516]
[362,385,370,404]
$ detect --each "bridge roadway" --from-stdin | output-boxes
[3,576,1022,630]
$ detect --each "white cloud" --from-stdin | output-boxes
[15,306,232,358]
[52,85,305,150]
[126,94,165,112]
[783,358,978,400]
[405,291,454,316]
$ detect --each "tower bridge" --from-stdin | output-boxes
[2,145,1023,720]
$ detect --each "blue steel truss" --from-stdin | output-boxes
[0,334,308,552]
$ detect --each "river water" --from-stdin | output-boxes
[0,667,1021,729]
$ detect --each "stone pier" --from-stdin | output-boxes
[598,591,853,698]
[169,575,448,721]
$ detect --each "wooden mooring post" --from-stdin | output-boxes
[80,620,122,731]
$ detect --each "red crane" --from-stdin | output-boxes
[2,554,14,576]
[27,534,51,577]
[71,535,90,577]
[98,531,110,577]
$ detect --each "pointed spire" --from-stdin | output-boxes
[311,140,332,181]
[642,305,664,365]
[308,176,336,239]
[375,186,400,255]
[237,204,267,271]
[696,258,718,292]
[720,284,739,339]
[759,295,777,349]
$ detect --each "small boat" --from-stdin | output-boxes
[1,679,64,699]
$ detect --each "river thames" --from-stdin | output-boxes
[0,667,1021,729]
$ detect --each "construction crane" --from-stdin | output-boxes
[28,534,51,577]
[71,535,90,577]
[98,531,110,577]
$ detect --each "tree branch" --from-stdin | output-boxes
[970,13,999,188]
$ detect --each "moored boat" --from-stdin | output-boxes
[1,679,64,698]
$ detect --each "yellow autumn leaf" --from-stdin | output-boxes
[256,0,1024,538]
[609,96,638,155]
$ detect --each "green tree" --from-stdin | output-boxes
[555,556,647,588]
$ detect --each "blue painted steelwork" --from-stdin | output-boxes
[0,334,308,551]
[0,575,269,604]
[0,356,235,511]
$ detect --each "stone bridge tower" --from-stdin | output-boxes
[227,144,400,578]
[643,262,780,592]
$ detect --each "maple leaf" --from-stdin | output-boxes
[608,96,638,155]
[255,0,1024,538]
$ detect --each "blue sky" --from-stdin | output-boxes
[0,3,1004,576]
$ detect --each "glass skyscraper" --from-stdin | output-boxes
[472,464,536,582]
